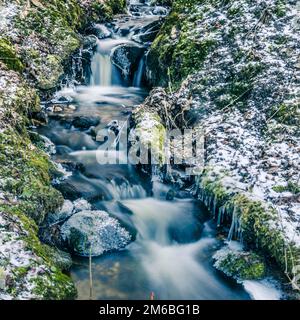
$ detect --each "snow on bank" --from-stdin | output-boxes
[0,3,19,39]
[0,213,45,300]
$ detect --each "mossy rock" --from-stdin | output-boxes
[197,171,300,280]
[0,206,76,299]
[33,54,65,90]
[131,109,167,166]
[214,246,266,281]
[0,129,63,224]
[0,38,24,72]
[146,0,214,88]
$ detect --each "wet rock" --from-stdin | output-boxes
[53,105,63,113]
[55,174,112,202]
[152,6,168,16]
[118,27,131,37]
[55,181,83,201]
[55,145,73,156]
[137,31,160,43]
[166,189,175,201]
[72,116,101,130]
[92,24,112,39]
[48,200,74,223]
[55,159,85,173]
[107,119,120,136]
[47,247,73,271]
[39,224,64,248]
[83,35,98,49]
[111,44,145,80]
[175,190,193,199]
[32,111,48,124]
[60,210,131,256]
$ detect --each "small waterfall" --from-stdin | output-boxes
[46,0,251,301]
[133,57,145,87]
[108,180,147,200]
[120,198,246,299]
[90,49,112,86]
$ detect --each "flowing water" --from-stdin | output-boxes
[38,1,251,300]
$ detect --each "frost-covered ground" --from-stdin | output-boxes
[0,213,59,300]
[183,0,300,250]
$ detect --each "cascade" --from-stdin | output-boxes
[37,0,251,300]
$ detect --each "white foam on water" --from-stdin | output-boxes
[243,280,282,300]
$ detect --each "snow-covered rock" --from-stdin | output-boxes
[61,210,132,256]
[73,198,92,213]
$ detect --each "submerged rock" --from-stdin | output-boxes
[72,116,101,130]
[61,210,131,256]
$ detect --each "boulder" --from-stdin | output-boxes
[111,44,145,80]
[55,180,83,201]
[132,19,163,44]
[83,35,98,49]
[92,24,112,39]
[60,210,131,256]
[72,116,101,130]
[53,200,74,223]
[213,244,266,282]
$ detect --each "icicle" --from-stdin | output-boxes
[212,196,217,218]
[217,206,225,227]
[208,196,213,212]
[227,206,238,241]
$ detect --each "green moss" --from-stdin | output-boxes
[273,182,300,194]
[0,205,75,299]
[230,194,298,274]
[172,38,216,86]
[198,171,300,279]
[269,103,300,126]
[107,0,127,14]
[152,0,172,6]
[133,110,167,165]
[215,250,266,281]
[200,174,232,206]
[273,1,287,17]
[13,266,30,278]
[0,129,63,224]
[147,1,218,88]
[31,271,76,300]
[0,38,24,72]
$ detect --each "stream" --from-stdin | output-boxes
[37,1,251,300]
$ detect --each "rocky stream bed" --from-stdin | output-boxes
[0,0,299,300]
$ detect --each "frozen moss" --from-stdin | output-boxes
[131,109,167,166]
[273,182,300,194]
[214,246,266,281]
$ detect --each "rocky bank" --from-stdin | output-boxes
[0,0,126,300]
[0,0,300,300]
[132,0,300,294]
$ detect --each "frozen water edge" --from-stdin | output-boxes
[243,279,282,300]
